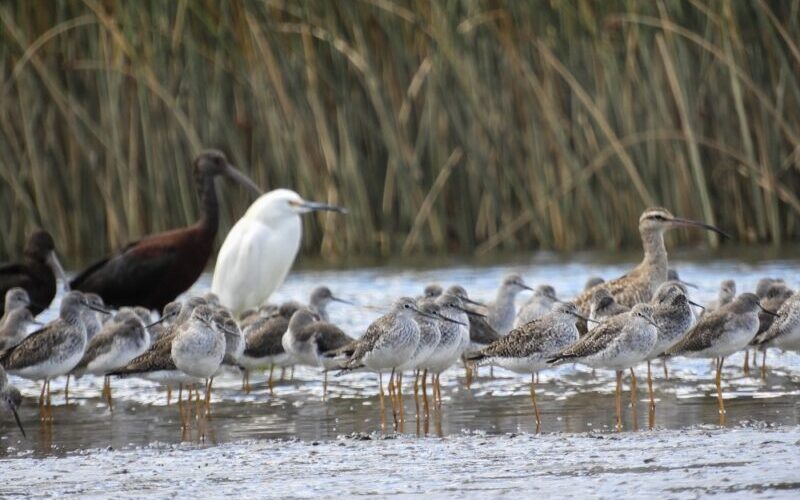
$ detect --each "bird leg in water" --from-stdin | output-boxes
[105,376,114,412]
[646,361,655,429]
[760,351,768,380]
[615,370,623,432]
[166,384,172,406]
[389,368,398,429]
[242,370,250,394]
[629,368,638,431]
[421,369,430,418]
[64,375,70,405]
[323,371,328,400]
[530,373,541,432]
[413,370,420,420]
[204,377,214,412]
[716,357,726,426]
[378,371,386,432]
[39,380,47,420]
[742,350,750,376]
[662,360,669,380]
[280,367,286,381]
[268,365,275,396]
[463,356,473,389]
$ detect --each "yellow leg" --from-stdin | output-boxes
[268,365,275,395]
[421,369,430,418]
[413,370,420,420]
[760,350,767,380]
[615,370,623,432]
[166,384,172,406]
[646,361,655,429]
[105,376,114,412]
[64,375,70,405]
[530,373,541,432]
[743,350,750,375]
[389,368,398,428]
[716,357,726,426]
[629,367,638,431]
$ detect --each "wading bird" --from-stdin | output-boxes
[71,150,261,311]
[212,189,346,315]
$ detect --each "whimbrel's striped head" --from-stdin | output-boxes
[638,207,729,238]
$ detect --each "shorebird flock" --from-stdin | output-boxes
[1,207,798,439]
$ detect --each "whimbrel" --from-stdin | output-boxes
[470,301,588,430]
[548,304,658,431]
[665,293,773,425]
[573,208,728,316]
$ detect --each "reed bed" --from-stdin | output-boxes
[1,0,799,266]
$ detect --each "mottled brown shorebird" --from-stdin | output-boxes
[574,208,728,316]
[665,293,775,425]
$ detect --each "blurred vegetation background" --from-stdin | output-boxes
[1,0,799,266]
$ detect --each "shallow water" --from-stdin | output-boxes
[1,255,799,496]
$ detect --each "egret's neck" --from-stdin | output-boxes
[640,228,668,279]
[196,171,219,236]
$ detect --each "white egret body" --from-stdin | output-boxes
[211,189,345,315]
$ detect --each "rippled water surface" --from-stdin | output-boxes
[1,254,799,497]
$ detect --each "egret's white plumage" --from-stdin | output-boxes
[211,189,345,315]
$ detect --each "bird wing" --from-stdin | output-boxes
[477,326,534,359]
[666,312,727,355]
[347,318,387,365]
[74,331,117,370]
[70,234,182,307]
[469,316,501,344]
[108,334,175,375]
[310,323,354,354]
[0,323,69,370]
[548,319,620,362]
[243,317,288,357]
[212,218,300,314]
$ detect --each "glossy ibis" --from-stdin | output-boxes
[0,230,68,317]
[211,189,346,315]
[71,150,261,311]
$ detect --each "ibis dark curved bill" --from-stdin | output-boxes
[225,164,262,196]
[671,217,731,239]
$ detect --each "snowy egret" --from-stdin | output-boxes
[211,189,346,315]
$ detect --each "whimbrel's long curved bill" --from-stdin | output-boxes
[670,217,731,239]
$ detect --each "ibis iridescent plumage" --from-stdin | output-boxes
[211,189,346,315]
[0,230,68,317]
[71,151,261,311]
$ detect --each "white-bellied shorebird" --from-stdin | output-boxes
[470,301,589,430]
[282,307,354,397]
[170,305,226,412]
[755,292,800,367]
[339,297,433,425]
[515,285,558,327]
[574,208,728,315]
[665,293,774,425]
[239,301,299,394]
[0,291,109,419]
[0,365,24,437]
[644,281,700,423]
[588,288,630,329]
[308,286,352,322]
[705,280,736,315]
[0,308,41,352]
[72,309,158,410]
[486,274,533,335]
[1,288,32,322]
[548,304,658,431]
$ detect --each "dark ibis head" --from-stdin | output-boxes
[195,150,262,196]
[23,230,68,291]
